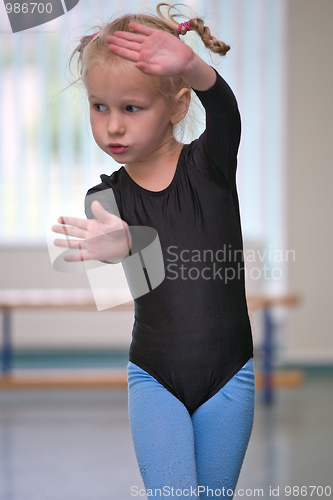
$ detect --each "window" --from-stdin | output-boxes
[0,0,287,289]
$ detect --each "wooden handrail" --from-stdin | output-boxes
[0,289,300,311]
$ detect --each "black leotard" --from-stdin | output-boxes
[85,68,253,416]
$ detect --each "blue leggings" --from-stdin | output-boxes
[127,358,255,499]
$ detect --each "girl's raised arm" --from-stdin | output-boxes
[106,22,216,91]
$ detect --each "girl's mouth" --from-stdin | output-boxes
[108,143,128,154]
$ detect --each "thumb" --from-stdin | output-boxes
[91,200,116,224]
[91,200,126,234]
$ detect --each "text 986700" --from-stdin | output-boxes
[5,3,53,14]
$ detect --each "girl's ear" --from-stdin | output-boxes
[170,88,191,125]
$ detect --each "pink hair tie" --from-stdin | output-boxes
[91,32,99,40]
[178,19,193,35]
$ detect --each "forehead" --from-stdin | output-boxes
[86,62,159,100]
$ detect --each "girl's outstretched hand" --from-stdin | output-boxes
[52,201,131,263]
[106,22,195,77]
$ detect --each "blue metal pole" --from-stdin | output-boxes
[2,308,12,375]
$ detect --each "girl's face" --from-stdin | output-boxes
[86,63,178,166]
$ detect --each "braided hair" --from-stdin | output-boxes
[156,3,230,55]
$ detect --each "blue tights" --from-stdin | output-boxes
[127,358,255,499]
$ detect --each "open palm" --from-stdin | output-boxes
[52,201,131,263]
[106,22,194,76]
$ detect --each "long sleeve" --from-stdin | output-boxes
[192,68,241,186]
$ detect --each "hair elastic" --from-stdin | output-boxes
[178,19,193,35]
[91,32,100,40]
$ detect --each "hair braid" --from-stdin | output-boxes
[156,4,230,56]
[190,18,230,55]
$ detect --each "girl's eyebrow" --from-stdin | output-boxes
[88,94,151,105]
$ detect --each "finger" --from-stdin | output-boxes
[52,224,86,239]
[53,238,85,249]
[135,61,162,75]
[56,216,88,230]
[106,31,147,44]
[63,250,92,262]
[106,35,142,52]
[90,200,120,225]
[128,22,155,37]
[107,44,140,63]
[52,224,72,236]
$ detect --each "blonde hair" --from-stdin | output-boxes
[68,3,230,105]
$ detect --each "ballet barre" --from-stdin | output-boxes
[0,289,299,403]
[0,288,131,375]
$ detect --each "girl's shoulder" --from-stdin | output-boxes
[181,134,231,190]
[85,169,124,219]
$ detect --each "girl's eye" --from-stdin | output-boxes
[94,104,107,112]
[126,105,141,113]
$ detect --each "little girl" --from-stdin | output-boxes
[53,4,255,499]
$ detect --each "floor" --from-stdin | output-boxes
[0,373,332,500]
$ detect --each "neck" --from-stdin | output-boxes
[125,139,183,191]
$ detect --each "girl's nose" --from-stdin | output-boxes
[107,112,125,136]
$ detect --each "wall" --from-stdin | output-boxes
[285,0,333,363]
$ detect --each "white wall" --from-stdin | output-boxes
[285,0,333,363]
